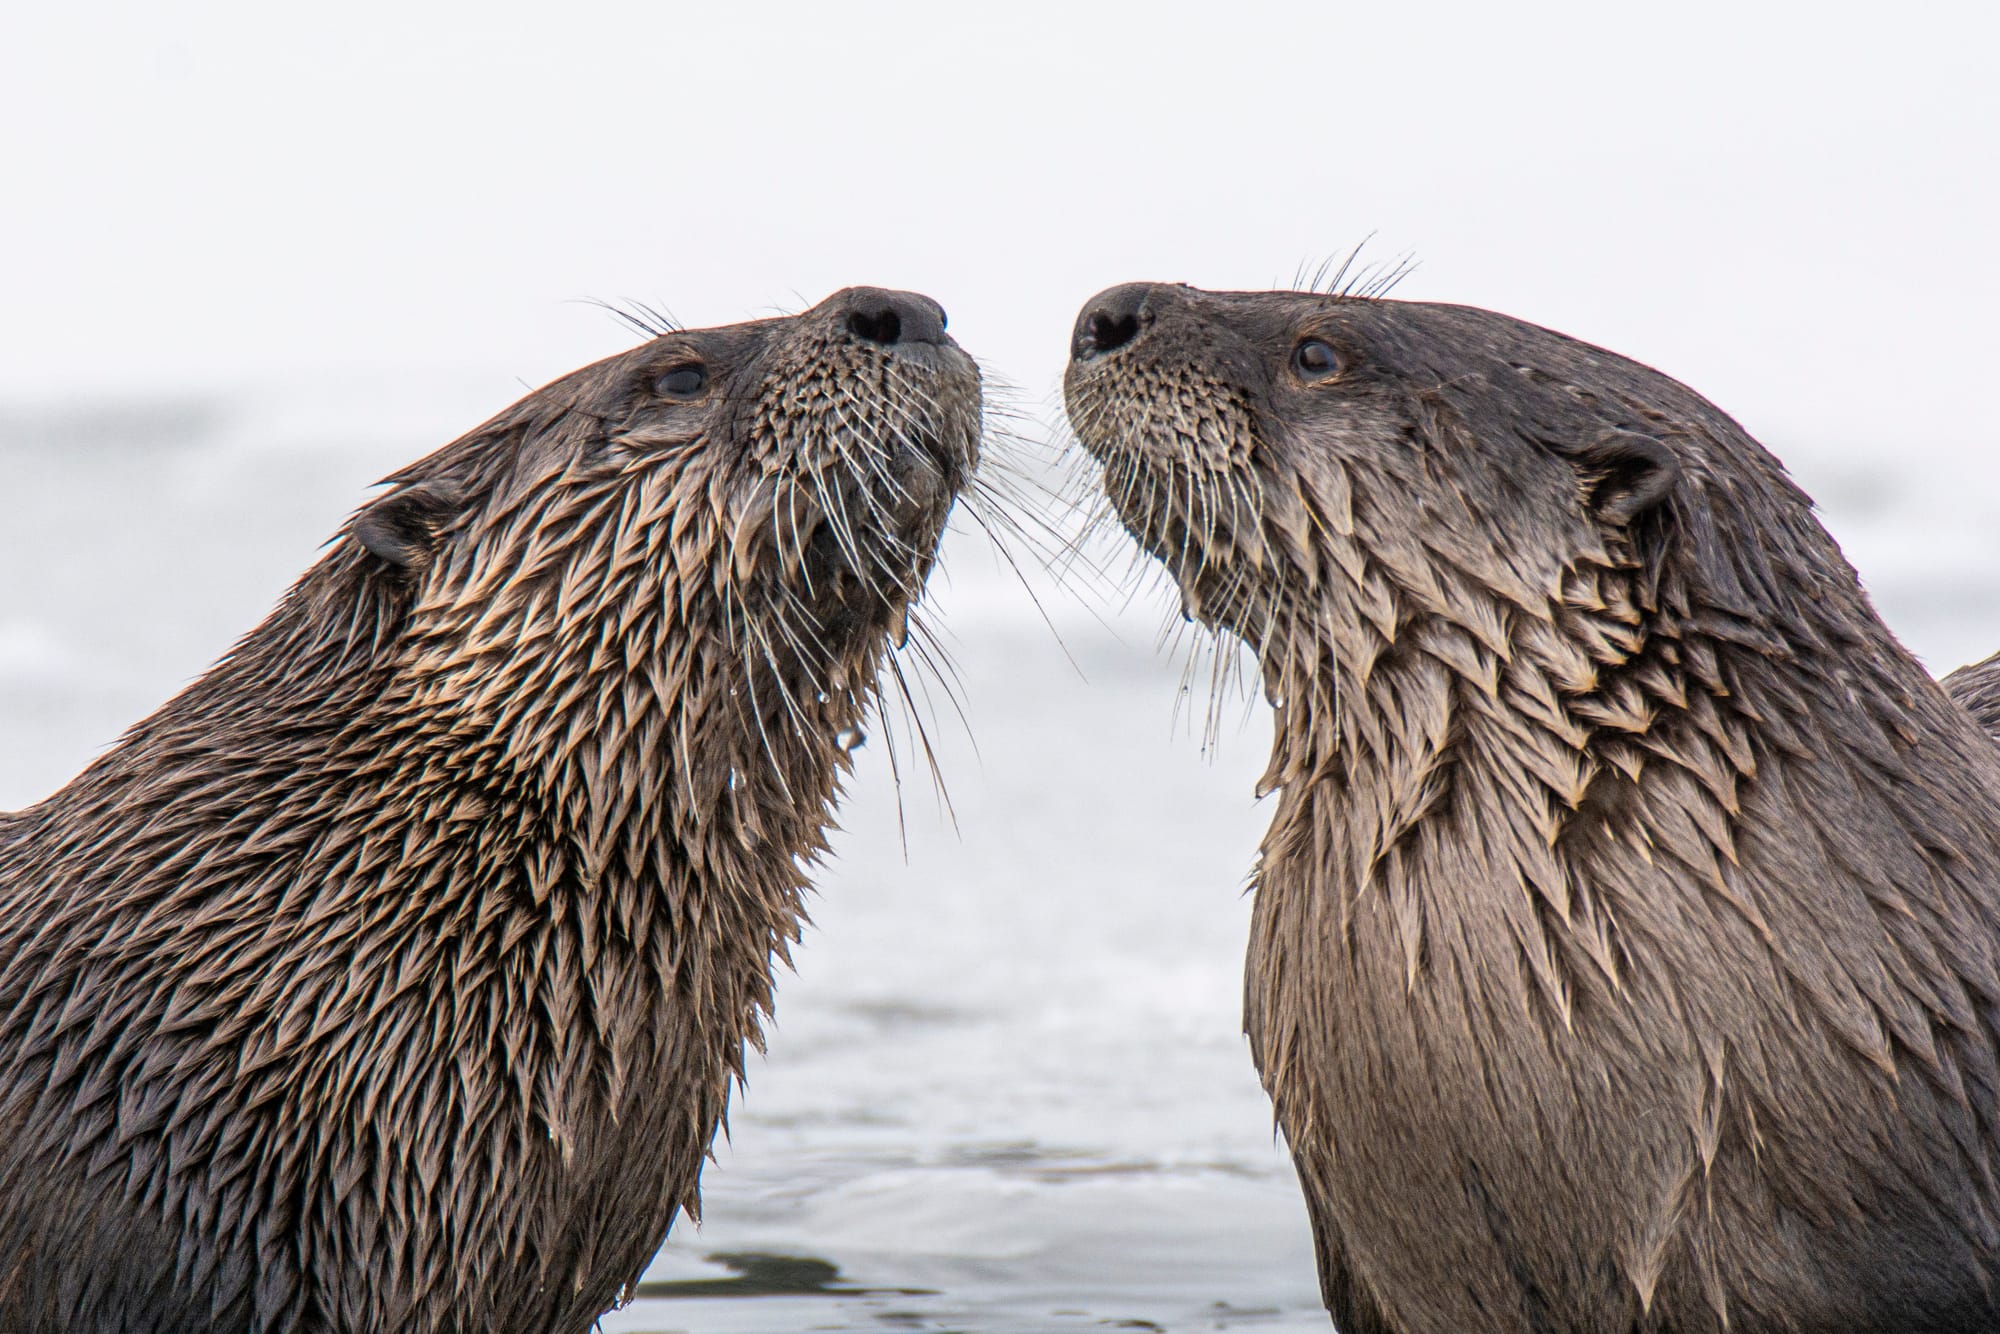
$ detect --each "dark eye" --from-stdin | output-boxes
[1292,339,1342,379]
[655,364,707,398]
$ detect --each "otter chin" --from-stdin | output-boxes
[0,287,981,1333]
[1065,281,2000,1334]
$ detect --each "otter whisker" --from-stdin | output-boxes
[834,423,918,521]
[1313,237,1373,298]
[576,296,684,341]
[1353,253,1420,300]
[880,649,955,829]
[768,583,836,668]
[900,615,978,762]
[777,471,819,599]
[742,605,813,745]
[864,658,915,857]
[819,429,923,603]
[843,387,930,503]
[803,466,870,592]
[717,578,793,799]
[961,471,1085,574]
[948,496,1092,678]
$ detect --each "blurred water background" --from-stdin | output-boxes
[2,363,1997,1331]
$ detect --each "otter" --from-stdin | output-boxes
[0,287,981,1333]
[1064,282,2000,1333]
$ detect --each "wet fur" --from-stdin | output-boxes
[1066,285,2000,1333]
[0,291,981,1333]
[1944,652,2000,744]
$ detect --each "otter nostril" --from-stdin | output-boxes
[1086,312,1139,356]
[1071,284,1154,360]
[847,306,904,346]
[834,289,947,349]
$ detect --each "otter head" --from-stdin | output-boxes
[1063,283,1860,773]
[314,286,980,835]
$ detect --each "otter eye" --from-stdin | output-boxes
[655,365,707,398]
[1292,339,1342,379]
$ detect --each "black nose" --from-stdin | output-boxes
[1071,283,1154,361]
[835,287,948,348]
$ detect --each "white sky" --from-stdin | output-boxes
[4,0,1997,457]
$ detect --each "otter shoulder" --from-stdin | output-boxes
[1943,650,2000,742]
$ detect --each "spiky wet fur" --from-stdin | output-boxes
[0,290,981,1333]
[1065,284,2000,1333]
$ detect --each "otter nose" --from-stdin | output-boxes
[1071,283,1156,361]
[835,288,948,348]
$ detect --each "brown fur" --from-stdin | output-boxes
[1944,652,2000,744]
[0,288,981,1333]
[1065,282,2000,1333]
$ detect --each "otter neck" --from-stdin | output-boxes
[325,556,893,1117]
[1248,545,1760,993]
[401,585,875,908]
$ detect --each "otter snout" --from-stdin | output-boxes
[1071,282,1160,361]
[829,286,949,350]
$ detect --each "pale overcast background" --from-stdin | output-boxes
[4,3,1998,1330]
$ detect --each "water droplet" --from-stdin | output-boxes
[837,727,867,752]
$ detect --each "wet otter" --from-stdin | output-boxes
[0,287,981,1333]
[1065,282,2000,1333]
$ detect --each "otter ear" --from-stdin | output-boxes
[351,480,468,572]
[1574,429,1680,526]
[1572,429,1778,636]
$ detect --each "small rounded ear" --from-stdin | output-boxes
[1569,429,1782,642]
[1574,429,1681,525]
[351,480,468,572]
